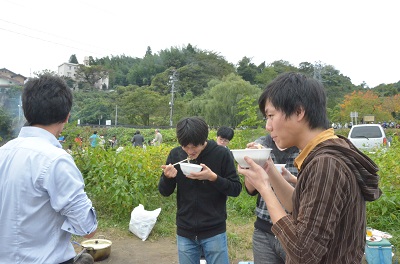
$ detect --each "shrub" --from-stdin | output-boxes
[65,125,399,253]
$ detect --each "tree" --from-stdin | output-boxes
[196,73,261,127]
[158,46,187,69]
[74,65,109,90]
[327,104,342,124]
[298,62,314,76]
[127,54,165,87]
[33,69,58,77]
[381,94,400,120]
[269,60,297,74]
[340,90,391,123]
[71,91,118,124]
[120,87,165,126]
[0,106,12,139]
[145,46,152,57]
[69,54,79,64]
[236,96,264,128]
[255,67,279,87]
[320,65,356,109]
[254,60,297,87]
[186,43,196,54]
[236,57,259,84]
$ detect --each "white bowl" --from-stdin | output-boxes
[274,164,286,173]
[231,148,272,168]
[179,163,202,176]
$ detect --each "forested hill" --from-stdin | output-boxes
[85,44,399,101]
[66,44,398,126]
[2,44,399,131]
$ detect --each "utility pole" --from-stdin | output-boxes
[115,105,118,126]
[169,69,178,127]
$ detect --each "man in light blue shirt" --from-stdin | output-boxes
[0,75,97,264]
[89,131,100,147]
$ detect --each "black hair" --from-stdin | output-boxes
[217,126,234,140]
[258,72,329,129]
[176,116,208,147]
[23,74,72,126]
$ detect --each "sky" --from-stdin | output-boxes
[1,0,399,88]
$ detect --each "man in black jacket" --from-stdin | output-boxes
[159,116,242,264]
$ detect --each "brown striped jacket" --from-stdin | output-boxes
[272,136,381,263]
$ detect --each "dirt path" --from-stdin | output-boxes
[74,228,178,264]
[96,236,178,264]
[74,228,251,264]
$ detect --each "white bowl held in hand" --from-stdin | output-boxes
[231,148,272,168]
[179,163,202,176]
[274,164,286,173]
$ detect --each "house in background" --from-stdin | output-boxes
[58,57,109,90]
[0,68,26,89]
[58,62,78,79]
[0,68,25,120]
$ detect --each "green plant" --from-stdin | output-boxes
[365,137,400,252]
[64,125,400,260]
[73,145,171,220]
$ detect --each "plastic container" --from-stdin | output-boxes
[365,238,392,264]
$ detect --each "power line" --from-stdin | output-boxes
[0,26,103,55]
[0,18,120,56]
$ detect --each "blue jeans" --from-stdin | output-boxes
[177,233,230,264]
[253,228,286,264]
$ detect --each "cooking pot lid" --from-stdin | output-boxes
[81,239,112,249]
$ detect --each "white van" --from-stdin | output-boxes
[348,124,389,152]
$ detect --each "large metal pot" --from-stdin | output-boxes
[80,237,112,261]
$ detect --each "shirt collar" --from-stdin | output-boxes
[294,128,338,170]
[18,126,62,148]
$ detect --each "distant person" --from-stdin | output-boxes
[131,130,145,148]
[246,134,299,263]
[89,131,100,147]
[58,133,66,144]
[158,117,242,264]
[75,133,83,148]
[109,135,118,148]
[99,135,106,148]
[238,72,381,263]
[152,129,163,146]
[216,126,234,148]
[0,74,97,264]
[66,144,73,155]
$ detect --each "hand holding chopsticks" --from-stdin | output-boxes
[172,158,189,166]
[161,158,190,178]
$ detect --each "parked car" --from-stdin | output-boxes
[348,124,389,152]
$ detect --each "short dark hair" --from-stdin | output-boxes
[23,74,72,126]
[176,116,208,147]
[258,72,329,129]
[217,126,234,140]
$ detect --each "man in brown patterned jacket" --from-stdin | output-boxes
[239,72,382,263]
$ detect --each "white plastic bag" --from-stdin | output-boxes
[129,204,161,241]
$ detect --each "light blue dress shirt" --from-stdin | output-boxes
[0,127,97,264]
